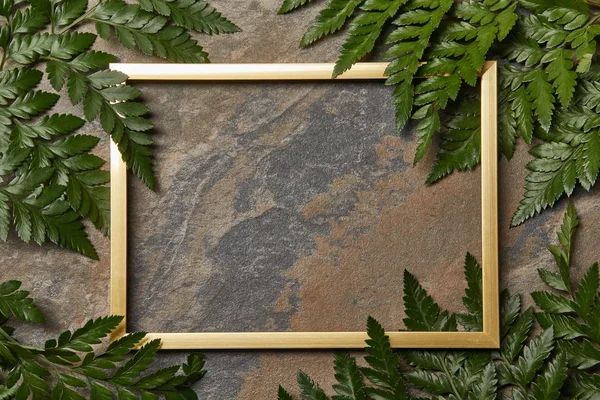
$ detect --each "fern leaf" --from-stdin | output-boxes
[46,316,122,353]
[500,307,534,363]
[384,0,452,132]
[503,34,545,67]
[66,175,110,235]
[538,269,569,292]
[521,14,569,48]
[519,0,588,14]
[455,253,483,332]
[530,354,568,400]
[111,339,161,384]
[0,68,43,106]
[573,263,599,319]
[510,86,534,144]
[544,49,578,107]
[7,90,59,120]
[8,33,56,64]
[93,0,208,62]
[413,111,439,164]
[332,353,366,400]
[300,0,362,47]
[0,385,17,400]
[11,6,49,34]
[42,207,99,259]
[531,291,575,314]
[69,51,116,73]
[47,61,156,190]
[498,66,525,157]
[441,0,517,86]
[361,317,408,399]
[427,96,480,183]
[0,280,44,323]
[133,365,180,389]
[411,72,461,164]
[402,350,446,372]
[104,332,148,358]
[49,32,96,61]
[467,362,497,400]
[558,339,600,369]
[536,313,585,340]
[182,352,207,384]
[403,270,450,331]
[583,300,600,343]
[404,369,452,395]
[137,0,240,35]
[297,371,328,400]
[567,373,600,400]
[278,386,296,400]
[52,0,88,27]
[511,126,600,227]
[536,201,579,294]
[512,328,555,388]
[499,290,521,339]
[333,0,408,78]
[279,0,316,14]
[526,68,555,132]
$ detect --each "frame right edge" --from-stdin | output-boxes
[480,61,500,348]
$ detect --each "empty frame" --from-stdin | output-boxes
[109,62,499,349]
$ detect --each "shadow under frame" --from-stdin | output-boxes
[109,61,499,350]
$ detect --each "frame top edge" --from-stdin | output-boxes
[108,61,497,81]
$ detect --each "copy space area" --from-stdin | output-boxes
[127,81,482,333]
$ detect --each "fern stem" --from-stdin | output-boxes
[50,4,55,34]
[0,328,44,352]
[0,15,10,71]
[443,362,464,399]
[588,13,600,25]
[0,49,7,71]
[57,4,100,35]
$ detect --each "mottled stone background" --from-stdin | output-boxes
[2,1,600,399]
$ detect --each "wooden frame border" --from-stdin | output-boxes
[109,62,499,349]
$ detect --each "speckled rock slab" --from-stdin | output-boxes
[127,80,481,334]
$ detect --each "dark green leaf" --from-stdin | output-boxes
[297,371,327,400]
[332,353,366,400]
[0,280,44,323]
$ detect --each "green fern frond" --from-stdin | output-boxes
[361,316,408,400]
[297,370,328,400]
[511,116,600,227]
[332,353,366,400]
[136,0,241,35]
[456,252,483,331]
[0,75,103,257]
[300,0,363,48]
[0,280,44,323]
[93,0,208,62]
[279,0,317,14]
[403,269,455,331]
[333,0,409,78]
[427,94,480,183]
[383,0,452,131]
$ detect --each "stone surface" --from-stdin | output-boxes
[2,0,600,399]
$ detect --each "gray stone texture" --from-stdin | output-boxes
[2,0,600,399]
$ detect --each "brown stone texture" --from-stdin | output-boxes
[2,0,600,399]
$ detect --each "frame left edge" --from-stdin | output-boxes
[110,139,128,340]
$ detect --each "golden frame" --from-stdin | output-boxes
[109,62,499,350]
